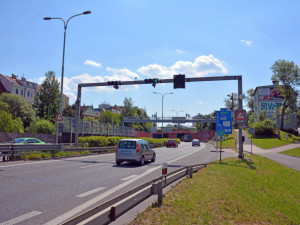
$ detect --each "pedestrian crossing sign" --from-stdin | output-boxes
[235,110,246,120]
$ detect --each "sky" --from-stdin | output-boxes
[1,0,300,120]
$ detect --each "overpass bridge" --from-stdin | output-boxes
[122,117,216,125]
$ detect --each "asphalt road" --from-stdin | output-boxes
[0,142,236,225]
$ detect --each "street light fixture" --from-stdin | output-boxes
[172,109,183,138]
[43,10,91,142]
[153,92,173,138]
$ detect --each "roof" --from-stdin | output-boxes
[253,85,276,96]
[0,81,8,93]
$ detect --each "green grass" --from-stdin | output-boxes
[21,150,89,160]
[247,130,300,149]
[280,147,300,158]
[218,132,236,148]
[131,155,300,225]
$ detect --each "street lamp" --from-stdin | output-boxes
[43,10,91,142]
[172,109,183,138]
[153,92,173,138]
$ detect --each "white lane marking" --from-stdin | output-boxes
[168,143,205,164]
[44,167,159,225]
[0,154,113,169]
[0,211,42,225]
[76,187,106,198]
[121,175,137,181]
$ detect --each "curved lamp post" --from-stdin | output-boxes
[153,92,173,138]
[43,11,91,142]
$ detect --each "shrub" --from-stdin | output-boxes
[254,119,276,136]
[26,119,56,134]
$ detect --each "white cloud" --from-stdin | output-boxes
[84,60,102,68]
[197,101,203,104]
[240,40,253,46]
[176,49,184,54]
[137,55,228,79]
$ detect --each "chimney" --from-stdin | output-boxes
[12,74,17,79]
[272,80,279,86]
[21,76,26,81]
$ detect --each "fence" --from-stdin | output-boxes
[63,163,207,225]
[62,117,138,141]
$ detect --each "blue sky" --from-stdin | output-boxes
[1,0,300,119]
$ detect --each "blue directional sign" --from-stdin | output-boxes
[216,109,232,135]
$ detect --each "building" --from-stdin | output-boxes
[81,105,99,119]
[253,81,297,129]
[0,73,69,109]
[0,74,38,103]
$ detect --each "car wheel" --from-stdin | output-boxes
[151,154,156,162]
[116,161,122,166]
[140,156,145,166]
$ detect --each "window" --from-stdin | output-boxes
[21,90,23,96]
[27,91,30,97]
[16,88,18,94]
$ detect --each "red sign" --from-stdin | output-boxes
[56,113,64,122]
[235,110,246,120]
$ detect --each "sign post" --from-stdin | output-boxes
[248,128,255,155]
[216,109,232,159]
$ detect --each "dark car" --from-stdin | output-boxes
[166,139,178,148]
[11,138,45,144]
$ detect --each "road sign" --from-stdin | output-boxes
[56,113,64,122]
[235,110,246,121]
[216,110,232,135]
[248,128,255,135]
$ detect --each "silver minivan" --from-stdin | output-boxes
[115,139,156,166]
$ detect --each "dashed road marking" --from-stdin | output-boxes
[0,211,42,225]
[76,187,106,198]
[121,175,137,181]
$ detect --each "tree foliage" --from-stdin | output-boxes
[99,110,121,125]
[34,70,60,122]
[246,88,255,112]
[0,93,35,128]
[271,60,300,130]
[0,110,24,133]
[224,93,239,111]
[26,119,56,134]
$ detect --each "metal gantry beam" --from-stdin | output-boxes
[74,75,244,159]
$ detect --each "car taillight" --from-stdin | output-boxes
[136,144,139,153]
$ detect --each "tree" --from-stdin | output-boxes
[99,110,121,125]
[271,60,300,130]
[0,93,36,128]
[26,119,56,134]
[0,110,24,133]
[246,89,255,112]
[34,70,60,122]
[121,97,135,118]
[224,93,239,111]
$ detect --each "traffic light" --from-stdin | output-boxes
[107,81,121,89]
[144,78,158,88]
[174,74,185,89]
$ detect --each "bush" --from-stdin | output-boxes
[26,119,56,134]
[253,119,276,136]
[282,128,299,136]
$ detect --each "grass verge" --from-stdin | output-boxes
[131,155,300,225]
[280,147,300,158]
[218,131,236,148]
[21,150,91,160]
[247,130,300,149]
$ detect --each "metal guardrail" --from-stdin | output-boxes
[63,163,207,225]
[0,143,165,161]
[0,144,62,161]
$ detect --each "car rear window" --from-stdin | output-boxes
[118,141,137,149]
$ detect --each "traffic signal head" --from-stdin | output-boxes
[107,81,121,89]
[174,74,185,89]
[144,78,158,88]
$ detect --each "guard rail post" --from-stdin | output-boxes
[157,180,163,205]
[188,166,193,178]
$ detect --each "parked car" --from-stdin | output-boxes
[11,138,45,144]
[115,139,156,166]
[166,139,178,148]
[192,139,200,147]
